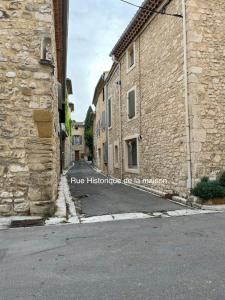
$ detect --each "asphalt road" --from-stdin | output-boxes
[0,212,225,300]
[67,162,181,216]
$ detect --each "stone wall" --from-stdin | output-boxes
[109,0,187,195]
[186,0,225,185]
[107,67,122,179]
[0,0,60,216]
[93,90,107,173]
[72,125,86,161]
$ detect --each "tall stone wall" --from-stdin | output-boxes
[118,0,187,195]
[107,67,122,179]
[186,0,225,185]
[94,90,107,173]
[0,0,60,216]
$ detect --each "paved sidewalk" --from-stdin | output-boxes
[67,162,182,217]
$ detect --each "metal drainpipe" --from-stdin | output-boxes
[112,55,123,181]
[105,81,109,177]
[182,0,192,191]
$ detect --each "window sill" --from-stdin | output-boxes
[127,64,136,74]
[127,115,137,122]
[125,167,139,174]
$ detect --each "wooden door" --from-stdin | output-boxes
[75,151,80,161]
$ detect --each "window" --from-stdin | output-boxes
[103,143,108,163]
[98,148,101,164]
[114,144,119,168]
[127,42,135,72]
[101,111,106,129]
[73,135,82,145]
[128,88,136,119]
[108,98,112,128]
[126,138,137,169]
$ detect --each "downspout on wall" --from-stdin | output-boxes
[182,0,192,192]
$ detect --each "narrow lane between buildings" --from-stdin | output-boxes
[67,161,182,218]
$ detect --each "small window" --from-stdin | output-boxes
[101,111,106,129]
[127,43,135,71]
[114,145,119,165]
[73,135,82,145]
[128,88,136,119]
[108,98,112,128]
[126,138,137,169]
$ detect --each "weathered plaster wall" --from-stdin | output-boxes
[0,0,60,216]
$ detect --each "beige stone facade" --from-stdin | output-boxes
[93,73,108,173]
[0,0,69,216]
[104,0,225,198]
[72,122,86,161]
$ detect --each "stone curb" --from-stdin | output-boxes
[193,203,225,211]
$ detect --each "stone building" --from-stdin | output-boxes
[92,73,108,173]
[72,122,86,161]
[104,0,225,198]
[0,0,70,216]
[62,79,74,169]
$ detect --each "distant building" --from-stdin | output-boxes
[72,122,86,161]
[92,72,108,173]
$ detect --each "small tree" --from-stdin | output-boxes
[84,106,94,159]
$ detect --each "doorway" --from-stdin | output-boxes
[75,151,80,161]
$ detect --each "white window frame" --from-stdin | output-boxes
[126,42,136,73]
[113,140,120,169]
[127,86,137,121]
[123,134,139,174]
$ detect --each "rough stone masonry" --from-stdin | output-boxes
[0,0,63,216]
[106,0,225,197]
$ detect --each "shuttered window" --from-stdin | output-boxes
[127,138,137,169]
[128,89,136,119]
[108,98,112,127]
[101,111,106,129]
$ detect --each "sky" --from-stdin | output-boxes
[67,0,142,122]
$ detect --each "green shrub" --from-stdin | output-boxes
[191,179,225,201]
[201,176,209,183]
[218,171,225,187]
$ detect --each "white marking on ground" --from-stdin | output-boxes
[79,209,219,224]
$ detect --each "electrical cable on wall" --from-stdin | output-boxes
[118,0,183,18]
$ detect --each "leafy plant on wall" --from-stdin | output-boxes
[84,106,94,159]
[65,93,72,137]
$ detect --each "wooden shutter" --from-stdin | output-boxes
[128,90,135,119]
[108,99,111,127]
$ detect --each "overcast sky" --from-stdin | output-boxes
[67,0,142,122]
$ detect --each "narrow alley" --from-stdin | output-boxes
[67,162,187,218]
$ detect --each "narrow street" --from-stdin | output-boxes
[67,162,181,218]
[0,212,225,300]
